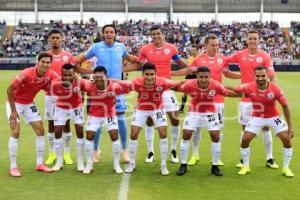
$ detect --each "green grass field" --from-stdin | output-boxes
[0,70,299,200]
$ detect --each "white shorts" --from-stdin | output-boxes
[131,109,167,128]
[162,90,179,112]
[183,112,220,132]
[54,106,84,126]
[238,102,253,125]
[45,95,57,120]
[6,101,41,124]
[245,116,288,135]
[86,116,118,132]
[215,103,224,128]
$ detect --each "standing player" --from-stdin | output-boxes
[50,64,86,172]
[178,45,198,113]
[6,52,56,177]
[175,67,240,176]
[227,30,278,168]
[123,25,189,163]
[75,24,138,163]
[83,66,130,174]
[232,66,293,177]
[120,63,182,175]
[172,34,240,166]
[45,29,76,165]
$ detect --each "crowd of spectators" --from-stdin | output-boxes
[0,19,298,60]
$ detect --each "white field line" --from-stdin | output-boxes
[118,173,131,200]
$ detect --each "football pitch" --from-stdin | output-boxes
[0,70,299,200]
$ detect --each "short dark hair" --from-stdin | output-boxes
[94,66,107,75]
[142,63,156,72]
[85,41,92,45]
[204,34,218,44]
[49,29,63,36]
[197,66,210,73]
[38,52,52,62]
[254,66,268,73]
[62,63,75,71]
[247,30,259,35]
[102,24,116,34]
[150,25,161,33]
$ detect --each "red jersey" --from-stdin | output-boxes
[85,81,129,117]
[227,49,275,102]
[119,77,177,111]
[11,66,58,104]
[190,53,229,103]
[51,78,87,109]
[138,42,179,79]
[46,50,74,95]
[177,79,229,113]
[235,82,287,118]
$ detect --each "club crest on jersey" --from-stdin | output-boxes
[63,56,69,62]
[45,77,50,83]
[164,48,170,55]
[73,87,80,93]
[107,91,115,97]
[209,90,216,96]
[267,92,274,99]
[256,57,263,63]
[156,86,163,92]
[217,58,223,64]
[115,46,121,52]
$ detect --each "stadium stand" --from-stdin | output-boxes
[1,19,297,60]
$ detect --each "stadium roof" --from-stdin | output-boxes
[0,0,299,13]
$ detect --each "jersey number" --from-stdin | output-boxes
[274,118,282,125]
[208,115,215,122]
[30,106,38,113]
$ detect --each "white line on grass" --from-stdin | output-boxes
[118,173,131,200]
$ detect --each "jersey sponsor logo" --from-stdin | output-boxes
[256,57,263,63]
[100,48,105,51]
[63,56,69,62]
[164,48,170,55]
[156,86,163,92]
[267,92,274,99]
[209,90,216,96]
[217,58,223,64]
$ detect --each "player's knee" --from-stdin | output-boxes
[110,134,118,141]
[211,135,220,143]
[170,118,179,126]
[35,126,45,136]
[11,131,20,139]
[130,133,138,140]
[48,120,55,132]
[241,139,250,148]
[159,133,167,139]
[75,125,84,138]
[182,132,192,140]
[282,136,292,148]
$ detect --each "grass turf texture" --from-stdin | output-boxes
[0,70,299,200]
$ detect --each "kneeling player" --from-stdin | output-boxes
[233,66,294,177]
[6,52,56,176]
[50,64,87,172]
[120,63,182,175]
[83,66,129,174]
[175,67,239,176]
